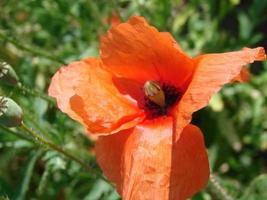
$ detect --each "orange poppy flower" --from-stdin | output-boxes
[109,12,121,27]
[48,16,266,200]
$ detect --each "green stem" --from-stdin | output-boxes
[209,174,234,200]
[16,83,55,104]
[0,32,66,65]
[15,150,43,200]
[0,124,32,142]
[20,122,91,170]
[1,81,54,104]
[20,122,108,183]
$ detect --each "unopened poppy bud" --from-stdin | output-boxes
[0,62,19,86]
[0,96,23,127]
[144,80,165,107]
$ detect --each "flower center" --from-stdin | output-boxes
[143,80,181,118]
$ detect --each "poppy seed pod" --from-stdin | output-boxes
[0,96,23,127]
[0,61,19,86]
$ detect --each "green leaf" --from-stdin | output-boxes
[14,150,43,200]
[240,174,267,200]
[83,179,113,200]
[0,196,10,200]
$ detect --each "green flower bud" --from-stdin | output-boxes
[0,96,23,127]
[0,62,19,86]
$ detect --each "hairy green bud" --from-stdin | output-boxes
[0,62,19,86]
[0,96,23,127]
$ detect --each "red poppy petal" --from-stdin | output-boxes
[95,128,131,193]
[232,66,250,82]
[100,16,194,91]
[160,32,188,56]
[48,58,144,134]
[95,118,209,200]
[173,47,266,140]
[110,13,121,27]
[170,124,209,199]
[48,61,86,124]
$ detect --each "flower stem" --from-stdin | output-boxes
[0,124,32,142]
[1,81,54,104]
[16,83,55,104]
[20,122,108,183]
[20,122,90,170]
[209,174,234,200]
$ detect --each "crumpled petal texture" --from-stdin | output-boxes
[95,117,209,200]
[49,58,144,134]
[101,16,194,91]
[48,15,267,200]
[232,67,250,82]
[174,47,266,140]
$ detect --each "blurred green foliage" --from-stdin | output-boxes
[0,0,267,199]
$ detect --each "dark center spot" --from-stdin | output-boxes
[144,82,181,119]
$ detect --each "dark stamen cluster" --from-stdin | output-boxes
[144,82,181,118]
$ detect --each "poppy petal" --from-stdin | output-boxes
[100,16,194,91]
[232,66,250,82]
[95,127,132,193]
[48,58,145,134]
[170,124,210,199]
[173,47,266,140]
[95,118,209,200]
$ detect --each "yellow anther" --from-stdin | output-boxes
[144,80,165,107]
